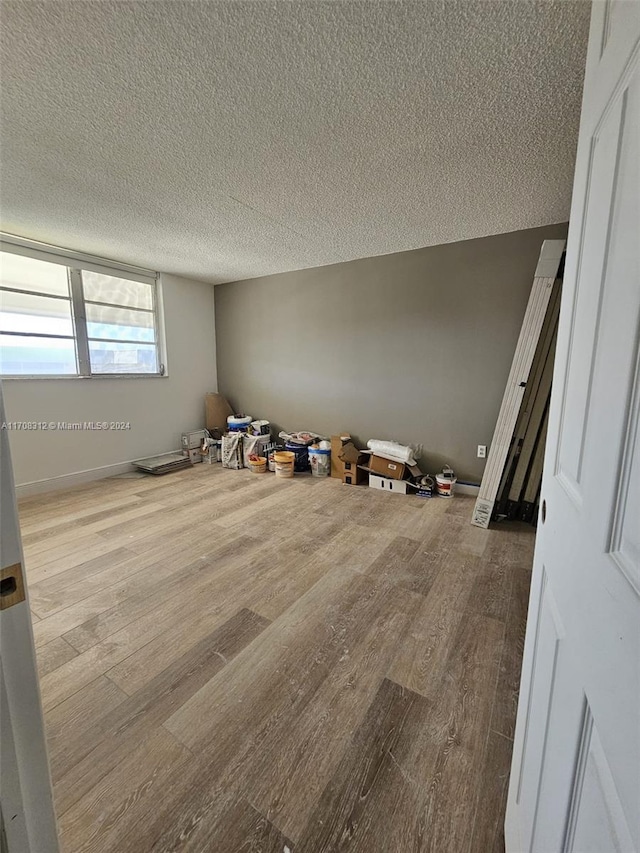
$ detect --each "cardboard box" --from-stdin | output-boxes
[182,430,207,450]
[368,454,406,480]
[368,474,409,494]
[331,434,351,479]
[410,483,433,498]
[407,471,432,497]
[342,466,367,486]
[339,441,365,464]
[183,448,203,464]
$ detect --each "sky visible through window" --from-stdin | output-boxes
[0,252,157,374]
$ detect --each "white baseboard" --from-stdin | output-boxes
[16,460,137,498]
[455,482,480,496]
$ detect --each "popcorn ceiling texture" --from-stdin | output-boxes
[0,1,589,283]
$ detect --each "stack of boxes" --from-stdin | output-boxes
[331,433,427,495]
[359,449,422,493]
[181,429,207,463]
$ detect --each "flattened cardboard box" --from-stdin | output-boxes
[205,392,233,431]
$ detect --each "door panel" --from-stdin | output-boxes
[555,90,626,502]
[0,384,59,851]
[566,714,635,853]
[505,2,640,851]
[609,352,640,592]
[516,570,564,848]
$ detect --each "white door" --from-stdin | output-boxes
[505,2,640,851]
[0,383,59,852]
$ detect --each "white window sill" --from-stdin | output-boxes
[1,373,168,380]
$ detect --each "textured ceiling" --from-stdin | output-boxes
[1,1,590,284]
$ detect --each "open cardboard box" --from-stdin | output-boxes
[358,460,424,494]
[367,454,406,480]
[342,442,369,485]
[330,434,352,478]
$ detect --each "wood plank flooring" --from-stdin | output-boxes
[22,464,535,853]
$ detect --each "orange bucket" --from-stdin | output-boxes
[274,451,295,478]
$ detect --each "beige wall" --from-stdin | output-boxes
[215,224,568,483]
[3,273,217,490]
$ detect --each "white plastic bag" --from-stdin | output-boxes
[221,433,243,469]
[367,439,418,466]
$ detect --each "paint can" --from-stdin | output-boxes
[435,465,457,497]
[285,442,310,472]
[308,445,331,477]
[274,451,295,479]
[248,456,267,474]
[227,415,252,432]
[267,444,283,472]
[250,420,270,435]
[243,434,271,469]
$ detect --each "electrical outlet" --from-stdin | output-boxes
[477,445,487,458]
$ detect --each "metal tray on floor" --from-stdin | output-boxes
[133,452,193,475]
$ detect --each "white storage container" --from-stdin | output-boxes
[368,474,409,494]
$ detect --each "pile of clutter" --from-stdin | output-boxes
[213,424,331,477]
[181,394,332,479]
[216,422,330,478]
[178,393,457,496]
[332,433,457,498]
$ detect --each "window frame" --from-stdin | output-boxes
[0,235,166,379]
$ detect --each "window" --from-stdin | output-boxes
[0,238,164,377]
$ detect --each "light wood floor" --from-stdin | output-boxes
[23,464,534,853]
